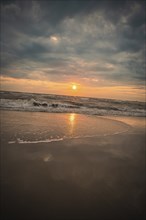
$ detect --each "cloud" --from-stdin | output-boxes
[0,0,145,93]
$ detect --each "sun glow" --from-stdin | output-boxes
[50,36,59,43]
[72,84,77,90]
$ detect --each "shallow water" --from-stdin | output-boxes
[1,110,131,144]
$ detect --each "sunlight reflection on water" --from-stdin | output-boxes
[1,110,131,144]
[69,113,76,136]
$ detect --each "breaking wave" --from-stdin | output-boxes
[0,91,145,116]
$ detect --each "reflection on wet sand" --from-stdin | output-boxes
[1,111,131,144]
[69,113,76,136]
[105,116,146,132]
[1,111,145,220]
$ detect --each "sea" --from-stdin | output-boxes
[0,90,145,116]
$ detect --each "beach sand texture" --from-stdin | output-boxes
[0,111,145,220]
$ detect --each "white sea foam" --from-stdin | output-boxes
[8,141,16,144]
[16,137,64,144]
[8,126,130,145]
[0,91,145,116]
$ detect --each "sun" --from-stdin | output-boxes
[72,84,77,90]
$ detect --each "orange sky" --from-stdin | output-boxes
[1,1,145,102]
[1,76,145,101]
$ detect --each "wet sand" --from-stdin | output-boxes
[0,111,145,220]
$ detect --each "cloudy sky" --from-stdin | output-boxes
[1,0,145,101]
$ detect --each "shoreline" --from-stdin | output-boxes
[0,107,145,117]
[1,110,145,220]
[1,110,145,146]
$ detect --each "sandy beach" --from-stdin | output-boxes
[1,0,145,219]
[0,110,145,220]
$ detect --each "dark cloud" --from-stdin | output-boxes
[0,0,145,88]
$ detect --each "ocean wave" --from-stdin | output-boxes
[0,91,145,116]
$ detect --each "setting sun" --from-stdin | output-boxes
[72,84,77,90]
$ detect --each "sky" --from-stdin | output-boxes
[0,0,145,101]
